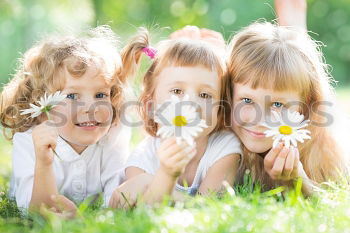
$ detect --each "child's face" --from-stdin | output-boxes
[232,83,301,154]
[153,66,221,138]
[52,65,113,153]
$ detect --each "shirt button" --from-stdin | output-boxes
[76,183,82,190]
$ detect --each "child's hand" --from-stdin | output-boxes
[109,173,154,209]
[264,143,302,181]
[170,26,225,50]
[275,0,307,30]
[32,120,59,166]
[170,25,201,40]
[199,28,226,50]
[39,195,77,219]
[157,137,197,178]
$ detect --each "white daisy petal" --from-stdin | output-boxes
[265,130,278,137]
[176,137,182,145]
[273,138,280,148]
[20,91,65,119]
[291,138,297,147]
[155,95,208,145]
[283,137,291,148]
[264,110,311,148]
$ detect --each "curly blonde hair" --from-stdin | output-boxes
[0,25,145,139]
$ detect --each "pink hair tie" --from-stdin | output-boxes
[142,47,157,59]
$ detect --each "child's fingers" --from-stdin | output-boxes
[282,147,296,179]
[200,28,224,40]
[162,141,188,158]
[160,137,177,149]
[182,25,201,38]
[264,143,283,170]
[51,195,77,214]
[270,146,289,179]
[171,145,196,163]
[109,194,116,208]
[169,26,201,40]
[291,148,301,178]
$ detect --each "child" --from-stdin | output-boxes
[109,34,242,208]
[226,22,350,195]
[0,25,144,215]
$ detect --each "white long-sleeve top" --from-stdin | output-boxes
[9,125,130,210]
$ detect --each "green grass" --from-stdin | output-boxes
[1,179,350,233]
[0,89,350,233]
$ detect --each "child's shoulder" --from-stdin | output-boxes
[209,130,241,145]
[132,136,159,153]
[206,130,242,157]
[13,128,33,144]
[98,124,131,148]
[12,129,35,158]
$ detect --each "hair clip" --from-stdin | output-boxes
[142,46,157,59]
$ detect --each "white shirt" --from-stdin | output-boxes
[126,131,242,195]
[9,125,130,209]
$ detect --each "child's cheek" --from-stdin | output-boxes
[51,102,71,126]
[98,105,113,124]
[233,105,259,126]
[200,101,219,127]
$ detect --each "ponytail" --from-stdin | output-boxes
[119,27,151,82]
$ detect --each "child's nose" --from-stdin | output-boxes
[79,98,97,114]
[185,94,201,111]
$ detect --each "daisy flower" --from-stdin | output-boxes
[263,110,311,148]
[20,91,66,160]
[20,91,66,118]
[154,95,208,146]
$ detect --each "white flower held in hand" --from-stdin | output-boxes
[20,91,66,119]
[154,95,208,146]
[21,91,66,160]
[263,110,311,148]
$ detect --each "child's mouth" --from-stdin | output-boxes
[75,121,100,129]
[243,128,266,138]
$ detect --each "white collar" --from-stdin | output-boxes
[55,136,98,162]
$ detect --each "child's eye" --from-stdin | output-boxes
[242,98,253,104]
[199,93,212,99]
[272,102,284,108]
[170,88,183,95]
[96,93,108,99]
[66,93,78,100]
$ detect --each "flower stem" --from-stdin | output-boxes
[45,111,62,161]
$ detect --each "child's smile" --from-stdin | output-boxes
[53,65,113,154]
[232,83,302,153]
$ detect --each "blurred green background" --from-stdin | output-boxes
[0,0,349,201]
[0,0,350,89]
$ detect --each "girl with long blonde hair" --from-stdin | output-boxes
[227,22,349,195]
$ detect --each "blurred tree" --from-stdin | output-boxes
[0,0,349,87]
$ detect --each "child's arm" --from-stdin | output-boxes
[101,125,131,207]
[109,173,154,209]
[29,121,62,210]
[142,138,196,204]
[198,154,241,195]
[275,0,307,31]
[170,26,226,51]
[109,138,196,207]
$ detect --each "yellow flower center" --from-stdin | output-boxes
[173,115,188,127]
[279,125,293,135]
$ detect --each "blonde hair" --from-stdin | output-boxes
[227,22,349,188]
[134,38,227,137]
[0,25,145,139]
